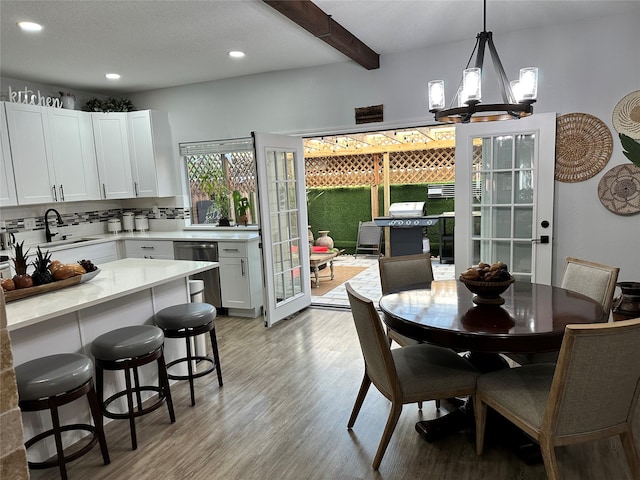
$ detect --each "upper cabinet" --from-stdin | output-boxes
[3,102,100,204]
[92,112,135,199]
[0,107,17,207]
[127,110,176,197]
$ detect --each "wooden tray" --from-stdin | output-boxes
[4,269,101,302]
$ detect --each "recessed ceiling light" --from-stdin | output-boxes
[17,21,42,32]
[229,51,245,58]
[105,73,121,80]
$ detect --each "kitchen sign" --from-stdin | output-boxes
[8,86,63,108]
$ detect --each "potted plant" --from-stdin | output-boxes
[233,190,250,226]
[198,168,231,226]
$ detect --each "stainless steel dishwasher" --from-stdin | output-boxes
[173,241,222,308]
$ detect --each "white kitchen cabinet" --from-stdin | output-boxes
[3,102,99,204]
[124,239,174,259]
[0,107,17,206]
[92,112,134,199]
[127,110,176,197]
[218,240,262,317]
[48,241,119,265]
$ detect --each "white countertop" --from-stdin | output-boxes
[5,258,218,331]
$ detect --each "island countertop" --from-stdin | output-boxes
[5,258,218,331]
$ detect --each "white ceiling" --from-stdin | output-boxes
[1,0,638,95]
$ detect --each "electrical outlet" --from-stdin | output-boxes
[24,217,37,230]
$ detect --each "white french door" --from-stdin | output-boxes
[454,112,556,284]
[253,132,311,327]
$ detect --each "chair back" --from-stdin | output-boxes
[355,221,382,257]
[378,253,434,294]
[544,317,640,438]
[560,257,619,313]
[346,283,400,398]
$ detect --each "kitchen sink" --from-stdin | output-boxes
[40,238,95,248]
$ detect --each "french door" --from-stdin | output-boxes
[253,132,311,327]
[454,112,557,284]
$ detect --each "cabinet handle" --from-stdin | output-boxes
[52,185,58,201]
[223,248,239,252]
[102,184,106,199]
[241,258,246,276]
[59,185,65,201]
[134,182,139,197]
[140,246,155,249]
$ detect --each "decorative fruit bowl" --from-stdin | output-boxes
[459,276,515,305]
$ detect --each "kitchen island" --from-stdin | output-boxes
[6,258,218,457]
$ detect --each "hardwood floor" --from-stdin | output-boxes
[29,308,638,479]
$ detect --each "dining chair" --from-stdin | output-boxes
[345,283,479,470]
[378,253,434,347]
[508,256,620,365]
[474,317,640,480]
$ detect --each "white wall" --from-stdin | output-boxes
[129,12,640,284]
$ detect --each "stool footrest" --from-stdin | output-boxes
[166,356,216,381]
[102,387,167,420]
[25,424,99,469]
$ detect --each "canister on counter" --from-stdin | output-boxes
[107,218,122,234]
[134,215,149,232]
[122,212,135,232]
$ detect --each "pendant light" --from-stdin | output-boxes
[428,0,538,123]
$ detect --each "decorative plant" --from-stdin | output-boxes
[233,190,251,225]
[198,167,231,224]
[83,97,135,112]
[619,133,640,168]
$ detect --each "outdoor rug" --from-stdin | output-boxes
[311,266,367,296]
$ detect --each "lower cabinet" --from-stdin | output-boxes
[48,241,119,266]
[124,240,174,259]
[218,240,262,318]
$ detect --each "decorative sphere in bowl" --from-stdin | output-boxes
[458,276,515,305]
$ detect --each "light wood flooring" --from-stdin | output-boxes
[29,308,638,480]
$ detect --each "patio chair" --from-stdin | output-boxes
[474,317,640,480]
[354,221,382,258]
[345,283,479,470]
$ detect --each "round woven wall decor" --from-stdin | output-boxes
[598,163,640,215]
[612,90,640,140]
[555,113,613,183]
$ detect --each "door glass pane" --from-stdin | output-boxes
[514,207,533,238]
[492,241,511,264]
[513,242,532,275]
[481,137,492,170]
[515,170,533,204]
[494,136,513,169]
[515,134,534,169]
[493,207,511,238]
[494,172,513,204]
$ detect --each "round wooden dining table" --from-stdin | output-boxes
[379,279,607,355]
[379,279,608,454]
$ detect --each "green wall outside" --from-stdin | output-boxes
[307,185,455,254]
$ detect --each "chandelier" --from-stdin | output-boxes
[428,0,538,123]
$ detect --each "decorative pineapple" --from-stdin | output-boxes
[12,241,33,289]
[31,246,54,286]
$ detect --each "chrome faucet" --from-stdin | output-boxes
[44,208,64,242]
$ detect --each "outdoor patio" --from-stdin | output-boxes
[310,254,455,308]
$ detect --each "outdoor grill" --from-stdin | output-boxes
[374,202,439,256]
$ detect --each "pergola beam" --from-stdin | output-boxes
[263,0,380,70]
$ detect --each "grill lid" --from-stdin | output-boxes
[389,202,425,217]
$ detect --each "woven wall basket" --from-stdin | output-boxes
[598,163,640,215]
[555,113,613,183]
[612,90,640,140]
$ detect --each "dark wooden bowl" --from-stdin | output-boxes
[458,276,515,305]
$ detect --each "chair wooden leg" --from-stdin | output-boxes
[620,430,640,479]
[347,373,371,429]
[185,334,195,406]
[473,395,487,455]
[539,435,561,480]
[209,328,223,386]
[123,364,137,450]
[87,383,110,465]
[417,401,423,410]
[48,398,68,480]
[372,401,402,470]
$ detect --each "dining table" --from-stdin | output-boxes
[378,278,607,461]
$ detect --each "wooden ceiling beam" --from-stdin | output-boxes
[263,0,380,70]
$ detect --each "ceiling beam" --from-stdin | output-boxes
[263,0,380,70]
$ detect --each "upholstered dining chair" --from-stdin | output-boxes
[345,283,479,470]
[378,253,434,347]
[509,256,620,365]
[475,317,640,480]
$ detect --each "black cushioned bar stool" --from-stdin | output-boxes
[154,303,223,406]
[15,353,110,480]
[91,325,175,450]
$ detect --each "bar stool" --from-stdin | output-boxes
[91,325,175,450]
[15,353,110,480]
[154,302,223,406]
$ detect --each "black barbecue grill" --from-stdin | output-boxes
[374,202,440,257]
